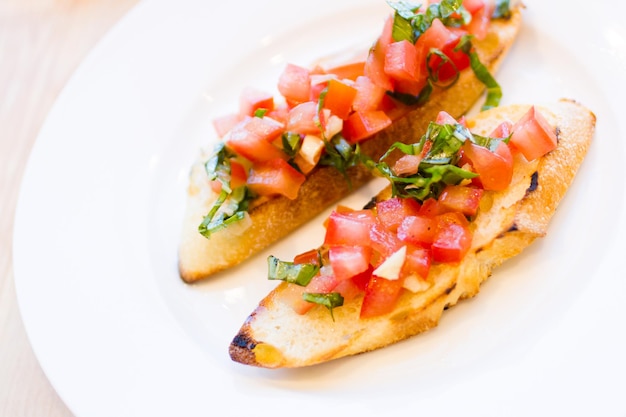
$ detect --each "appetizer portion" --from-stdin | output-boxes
[229,99,596,368]
[179,0,522,282]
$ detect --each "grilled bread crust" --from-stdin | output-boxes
[178,9,523,282]
[229,99,596,368]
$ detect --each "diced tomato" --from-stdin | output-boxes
[277,63,311,104]
[286,101,323,135]
[323,78,358,120]
[293,248,321,266]
[490,120,513,138]
[343,110,392,143]
[392,154,422,176]
[510,106,558,161]
[239,87,274,117]
[225,117,287,163]
[364,16,395,91]
[376,197,422,232]
[397,215,437,246]
[429,34,471,82]
[246,158,306,200]
[350,265,374,292]
[414,18,453,78]
[209,159,248,194]
[418,197,444,217]
[462,140,513,191]
[284,272,339,315]
[431,212,472,263]
[462,0,485,15]
[385,40,420,82]
[401,245,432,280]
[435,110,459,125]
[359,274,405,319]
[438,184,483,216]
[352,75,387,112]
[369,220,403,261]
[323,61,365,81]
[212,113,242,138]
[329,245,372,281]
[324,209,376,247]
[465,0,494,40]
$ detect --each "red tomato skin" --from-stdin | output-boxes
[246,158,306,200]
[239,87,275,117]
[402,245,432,280]
[510,106,558,161]
[323,61,365,81]
[465,0,494,40]
[462,141,514,191]
[286,101,323,135]
[278,63,311,104]
[343,110,392,143]
[352,75,387,112]
[369,220,403,261]
[364,16,395,91]
[414,18,453,67]
[324,210,376,247]
[212,113,242,138]
[329,245,372,281]
[225,117,287,163]
[431,212,472,263]
[385,40,420,82]
[359,275,405,319]
[462,0,485,14]
[323,79,358,120]
[438,184,484,217]
[397,215,437,246]
[418,198,445,217]
[293,249,321,266]
[375,197,422,232]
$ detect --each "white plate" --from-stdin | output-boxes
[13,0,626,416]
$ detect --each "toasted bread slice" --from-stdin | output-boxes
[178,8,523,282]
[229,99,596,368]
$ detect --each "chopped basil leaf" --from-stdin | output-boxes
[198,142,254,238]
[365,121,477,201]
[319,134,362,185]
[282,132,303,158]
[253,108,268,118]
[493,0,512,19]
[454,35,502,110]
[267,255,320,286]
[388,0,467,43]
[302,292,344,320]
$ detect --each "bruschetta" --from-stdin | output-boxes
[229,98,596,368]
[178,0,523,282]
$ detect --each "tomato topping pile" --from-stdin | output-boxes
[198,0,510,238]
[270,106,558,319]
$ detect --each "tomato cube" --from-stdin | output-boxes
[385,39,420,82]
[239,87,275,117]
[278,63,311,104]
[376,197,422,232]
[359,275,404,319]
[323,78,358,120]
[397,215,437,246]
[286,101,323,135]
[284,272,339,315]
[462,141,513,191]
[402,245,432,281]
[343,110,392,143]
[510,106,558,161]
[438,184,483,217]
[431,212,472,263]
[225,117,287,163]
[324,209,376,247]
[329,245,372,281]
[246,158,306,200]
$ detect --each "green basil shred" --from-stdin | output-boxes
[267,255,320,286]
[198,142,253,238]
[302,292,344,320]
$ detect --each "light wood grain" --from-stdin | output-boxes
[0,1,138,415]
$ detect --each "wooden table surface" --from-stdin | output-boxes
[0,1,139,415]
